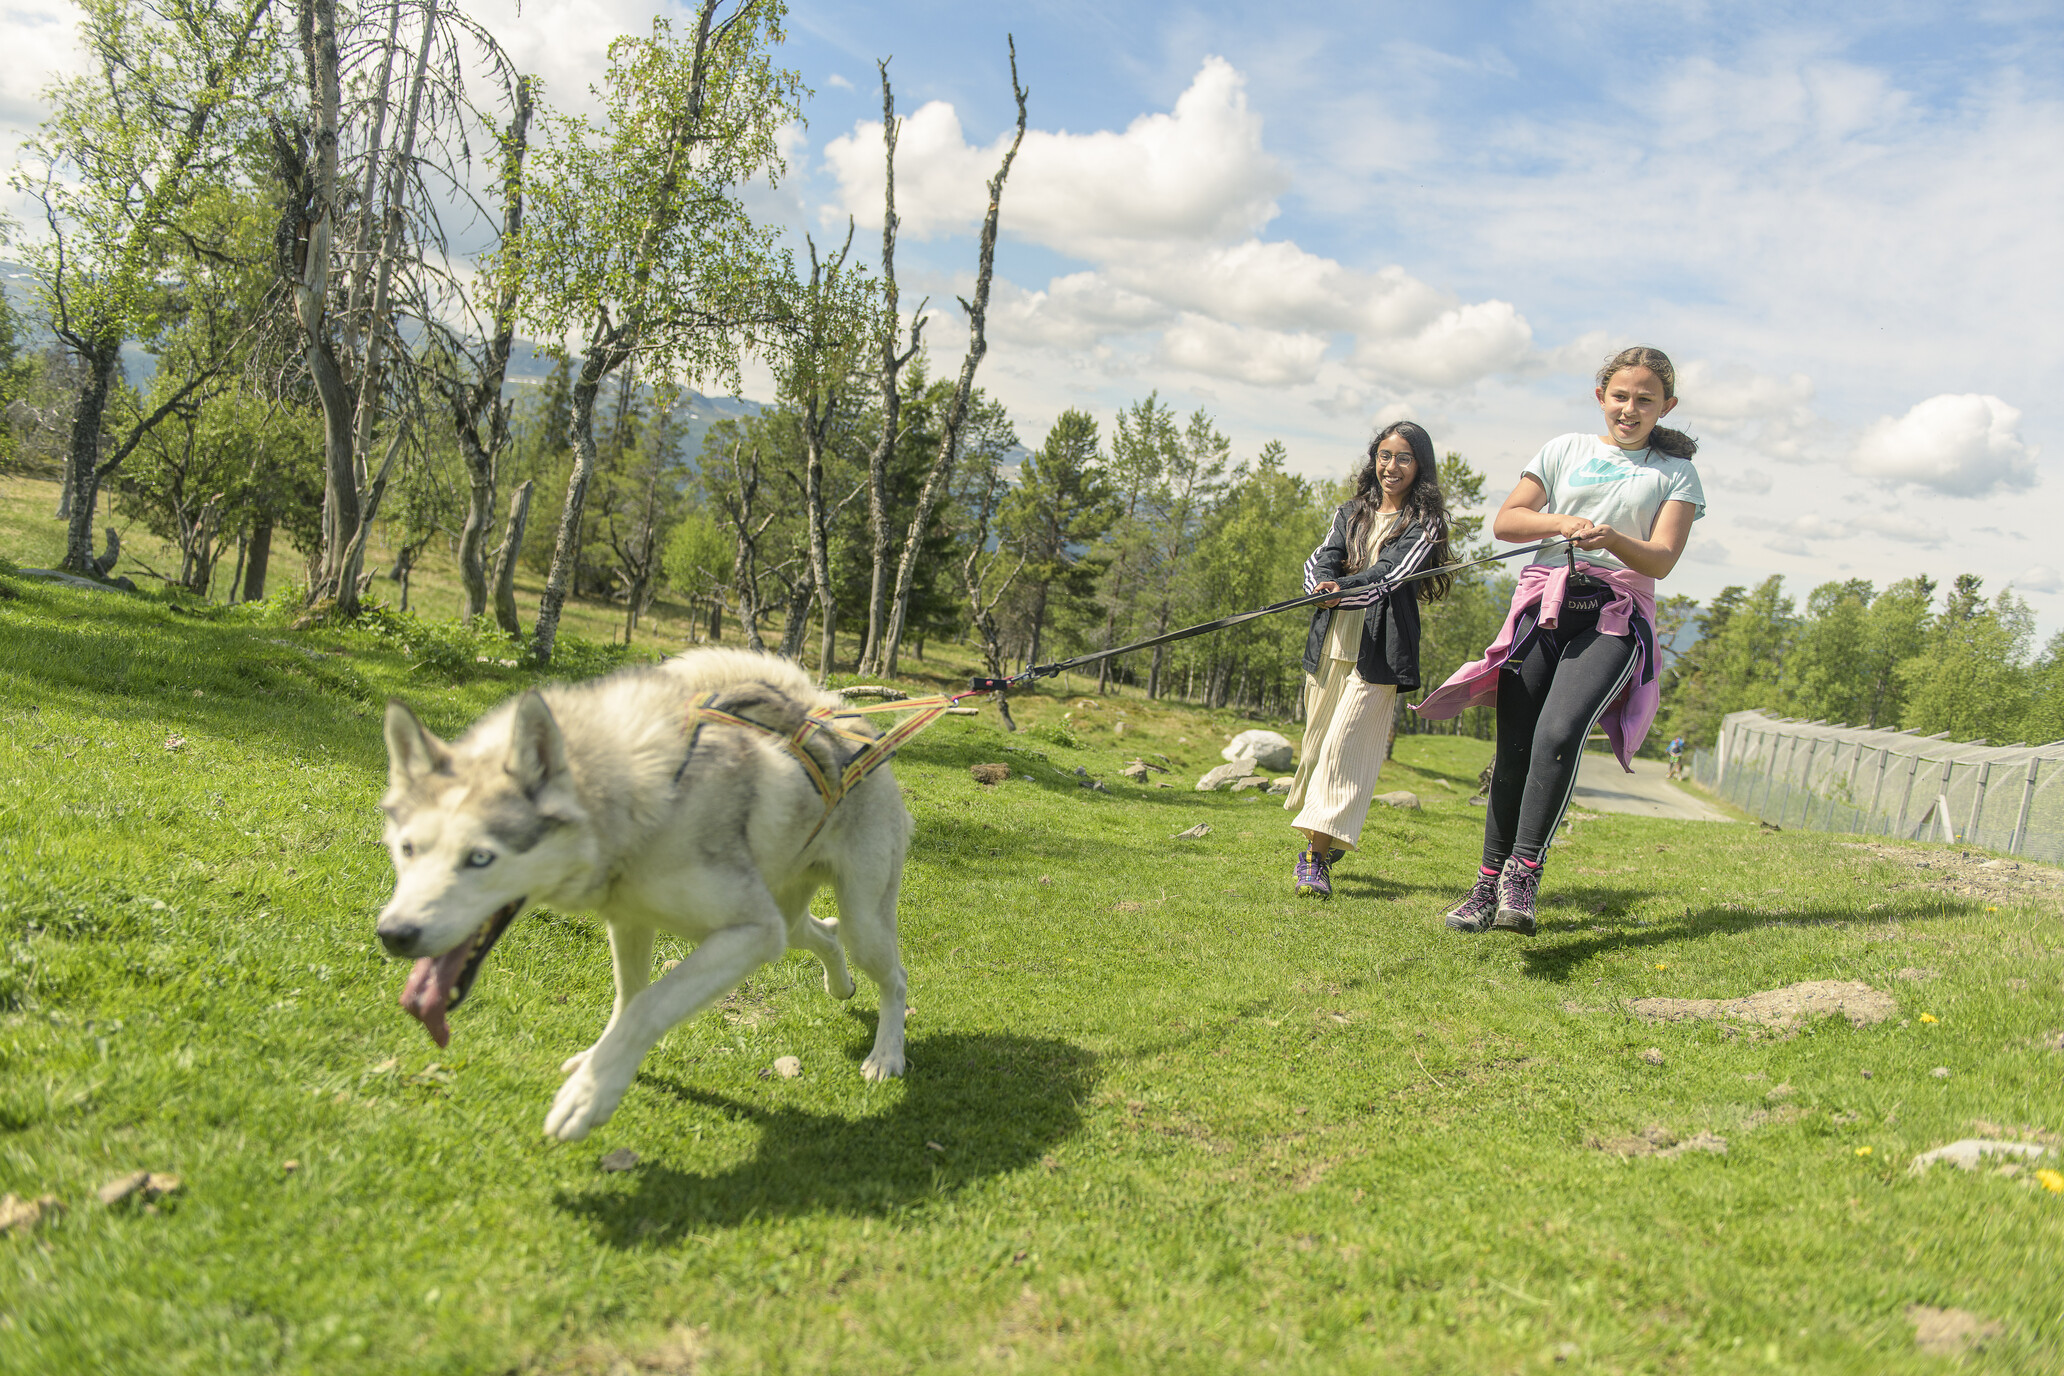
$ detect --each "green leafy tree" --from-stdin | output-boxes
[1003,409,1116,670]
[13,0,283,573]
[520,0,800,663]
[1898,579,2034,743]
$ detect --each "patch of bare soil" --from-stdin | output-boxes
[1847,842,2064,905]
[1587,1124,1728,1158]
[1628,980,1897,1030]
[1906,1305,2003,1357]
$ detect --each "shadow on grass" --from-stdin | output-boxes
[1514,890,1970,984]
[555,1029,1096,1245]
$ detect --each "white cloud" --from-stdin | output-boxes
[825,73,854,92]
[1851,510,1944,547]
[1350,299,1533,389]
[1705,467,1775,496]
[1158,315,1327,388]
[823,56,1285,252]
[2015,566,2064,595]
[989,273,1169,350]
[1849,394,2038,498]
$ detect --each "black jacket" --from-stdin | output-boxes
[1300,504,1441,688]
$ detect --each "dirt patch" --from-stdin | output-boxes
[1907,1305,2003,1357]
[1628,980,1896,1030]
[1850,842,2064,906]
[1588,1124,1728,1159]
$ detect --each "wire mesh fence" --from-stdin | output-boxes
[1691,711,2064,863]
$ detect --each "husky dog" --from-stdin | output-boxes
[374,649,912,1142]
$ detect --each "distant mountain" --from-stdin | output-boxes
[1,262,767,457]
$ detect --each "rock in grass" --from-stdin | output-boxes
[1907,1305,2004,1356]
[1373,791,1419,810]
[1222,731,1293,772]
[600,1148,640,1172]
[1229,776,1269,792]
[1197,760,1261,791]
[1628,980,1896,1030]
[97,1171,180,1207]
[1908,1139,2051,1174]
[1638,1048,1665,1066]
[0,1193,61,1235]
[1173,823,1212,840]
[1268,777,1294,795]
[774,1055,802,1079]
[970,763,1009,785]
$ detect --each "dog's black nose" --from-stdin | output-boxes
[377,923,421,957]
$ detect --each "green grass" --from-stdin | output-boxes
[2,574,2062,1374]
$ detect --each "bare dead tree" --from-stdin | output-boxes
[879,37,1026,675]
[854,56,926,675]
[436,74,532,623]
[955,447,1028,731]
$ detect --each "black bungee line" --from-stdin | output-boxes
[970,536,1577,693]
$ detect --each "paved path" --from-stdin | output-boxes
[1572,752,1734,822]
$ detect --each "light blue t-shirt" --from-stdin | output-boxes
[1522,433,1706,571]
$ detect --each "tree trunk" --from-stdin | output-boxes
[880,43,1026,677]
[488,478,532,636]
[535,335,625,662]
[58,342,119,573]
[857,59,917,675]
[244,517,274,602]
[452,77,532,624]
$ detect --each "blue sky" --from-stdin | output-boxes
[6,1,2062,635]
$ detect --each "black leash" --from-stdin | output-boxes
[970,537,1574,692]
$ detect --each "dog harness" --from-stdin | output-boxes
[681,690,967,847]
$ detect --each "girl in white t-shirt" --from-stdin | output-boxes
[1415,347,1706,934]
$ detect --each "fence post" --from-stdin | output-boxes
[1895,755,1921,837]
[1868,748,1891,834]
[2011,757,2042,854]
[1787,738,1820,828]
[1966,762,1991,848]
[1759,733,1789,818]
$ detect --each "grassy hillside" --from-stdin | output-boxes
[0,569,2059,1374]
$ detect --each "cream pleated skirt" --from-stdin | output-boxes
[1283,659,1397,849]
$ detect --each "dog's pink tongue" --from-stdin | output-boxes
[399,947,470,1048]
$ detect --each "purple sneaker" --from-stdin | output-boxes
[1444,872,1500,933]
[1293,847,1334,899]
[1493,856,1541,935]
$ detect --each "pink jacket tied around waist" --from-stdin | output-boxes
[1412,561,1660,772]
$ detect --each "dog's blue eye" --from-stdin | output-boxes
[466,849,496,868]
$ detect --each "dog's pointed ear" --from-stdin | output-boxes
[385,699,452,787]
[506,690,569,797]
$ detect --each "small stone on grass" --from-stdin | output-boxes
[1907,1305,2003,1356]
[774,1055,802,1079]
[1639,1048,1665,1066]
[600,1148,640,1172]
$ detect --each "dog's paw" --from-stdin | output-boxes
[825,965,857,1001]
[544,1064,627,1142]
[860,1047,906,1082]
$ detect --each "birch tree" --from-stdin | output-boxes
[12,0,284,574]
[519,0,799,663]
[877,38,1026,676]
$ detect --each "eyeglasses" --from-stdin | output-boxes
[1374,449,1415,465]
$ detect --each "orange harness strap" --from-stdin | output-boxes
[682,691,966,846]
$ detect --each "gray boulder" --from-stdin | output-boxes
[1197,760,1263,791]
[1223,730,1294,773]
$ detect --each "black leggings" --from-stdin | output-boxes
[1482,613,1639,868]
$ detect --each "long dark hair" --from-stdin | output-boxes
[1597,346,1698,459]
[1343,420,1454,602]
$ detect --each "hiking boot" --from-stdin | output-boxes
[1443,872,1500,933]
[1293,847,1334,899]
[1493,855,1540,935]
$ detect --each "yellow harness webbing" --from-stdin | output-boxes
[682,691,964,846]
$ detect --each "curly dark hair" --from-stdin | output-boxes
[1342,420,1454,602]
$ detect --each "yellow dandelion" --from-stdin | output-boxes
[1855,1146,1873,1157]
[1654,963,1669,971]
[2038,1169,2064,1194]
[1920,1013,1939,1024]
[1987,906,1999,912]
